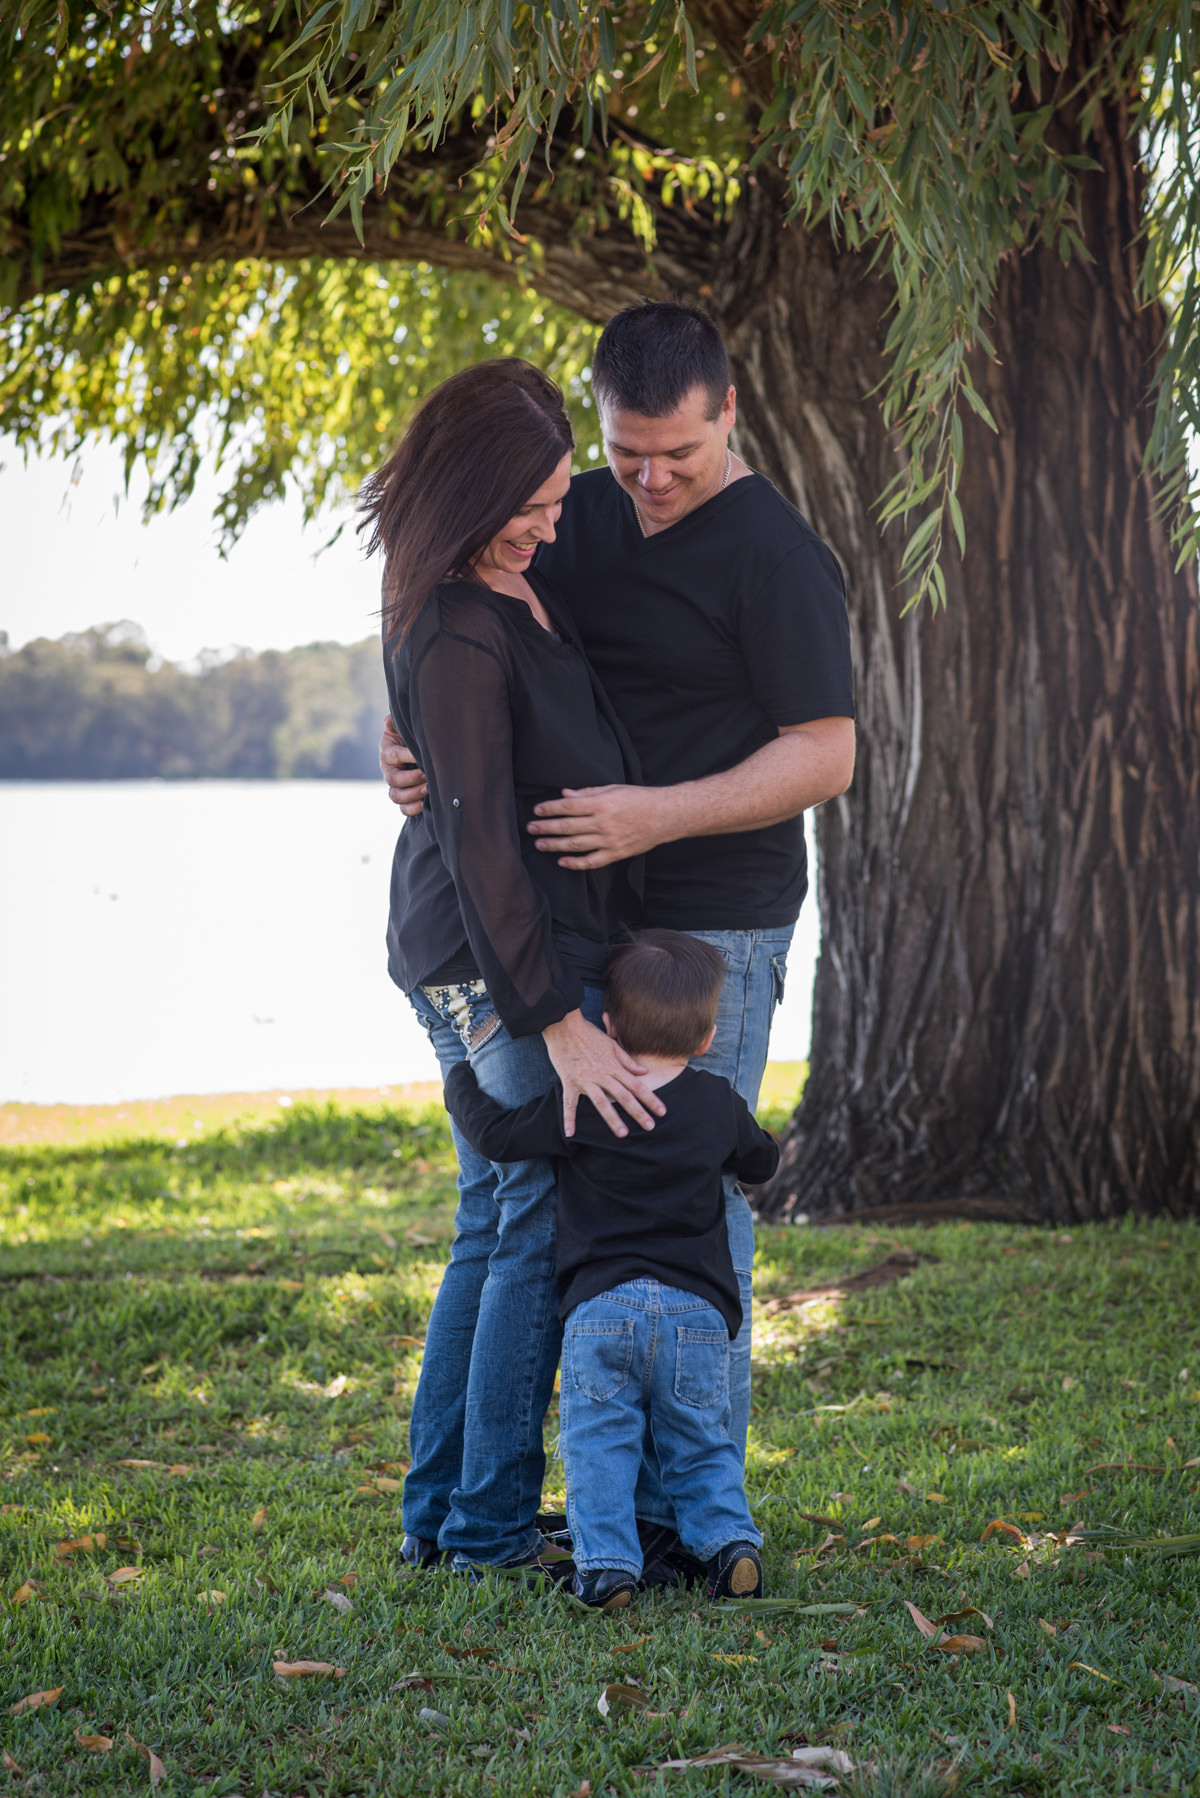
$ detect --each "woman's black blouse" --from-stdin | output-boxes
[383,572,641,1039]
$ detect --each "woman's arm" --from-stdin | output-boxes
[409,627,663,1136]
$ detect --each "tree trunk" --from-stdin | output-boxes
[709,105,1200,1225]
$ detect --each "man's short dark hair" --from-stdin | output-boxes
[604,929,726,1060]
[592,301,731,422]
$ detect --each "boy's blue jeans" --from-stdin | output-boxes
[561,1278,762,1575]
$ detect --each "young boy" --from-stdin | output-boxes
[442,928,781,1612]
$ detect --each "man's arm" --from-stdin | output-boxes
[524,717,855,872]
[443,1061,571,1163]
[380,713,428,814]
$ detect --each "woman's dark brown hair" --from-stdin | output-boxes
[358,358,574,641]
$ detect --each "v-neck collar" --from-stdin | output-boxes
[619,470,760,550]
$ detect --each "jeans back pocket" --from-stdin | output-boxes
[569,1320,635,1402]
[674,1326,729,1409]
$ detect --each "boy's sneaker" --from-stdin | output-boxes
[572,1568,638,1612]
[636,1521,706,1590]
[706,1540,763,1601]
[400,1533,446,1571]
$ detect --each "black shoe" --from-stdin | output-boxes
[636,1520,706,1591]
[707,1540,763,1601]
[454,1540,576,1589]
[534,1512,574,1552]
[400,1533,446,1571]
[573,1568,638,1612]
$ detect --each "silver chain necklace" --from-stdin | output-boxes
[635,449,731,537]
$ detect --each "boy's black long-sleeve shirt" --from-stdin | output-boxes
[443,1060,780,1336]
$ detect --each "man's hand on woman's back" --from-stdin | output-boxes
[380,714,428,814]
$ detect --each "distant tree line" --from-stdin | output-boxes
[0,622,387,778]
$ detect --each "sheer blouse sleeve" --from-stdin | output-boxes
[407,612,584,1037]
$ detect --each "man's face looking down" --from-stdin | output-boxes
[599,382,737,534]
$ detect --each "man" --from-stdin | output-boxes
[382,301,854,1578]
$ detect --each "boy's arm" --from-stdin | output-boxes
[443,1061,571,1164]
[724,1091,782,1186]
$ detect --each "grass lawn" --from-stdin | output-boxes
[1,1088,1197,1796]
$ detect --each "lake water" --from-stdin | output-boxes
[1,783,819,1104]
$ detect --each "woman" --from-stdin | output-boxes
[359,360,662,1575]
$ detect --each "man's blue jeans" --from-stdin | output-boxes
[632,924,794,1529]
[402,980,605,1568]
[561,1278,762,1576]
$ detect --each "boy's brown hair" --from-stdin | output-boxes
[603,929,726,1060]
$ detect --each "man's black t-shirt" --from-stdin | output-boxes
[443,1060,781,1336]
[538,468,855,929]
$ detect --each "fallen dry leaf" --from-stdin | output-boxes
[656,1742,856,1790]
[116,1458,161,1468]
[278,1278,305,1292]
[597,1683,654,1716]
[324,1374,349,1399]
[273,1661,347,1678]
[24,1433,51,1446]
[1060,1489,1090,1506]
[1069,1661,1115,1682]
[55,1533,108,1558]
[199,1589,225,1605]
[1039,1618,1058,1639]
[897,1479,919,1497]
[981,1520,1024,1543]
[75,1730,113,1752]
[2,1751,24,1774]
[10,1583,36,1605]
[126,1733,167,1788]
[1007,1691,1017,1728]
[610,1637,649,1654]
[931,1634,988,1655]
[10,1688,63,1715]
[252,1506,268,1530]
[106,1566,144,1586]
[1107,1723,1131,1736]
[1013,1561,1031,1580]
[0,1506,25,1516]
[1159,1673,1199,1696]
[861,1515,882,1530]
[925,1492,948,1504]
[372,1476,404,1493]
[166,1464,193,1477]
[712,1653,758,1666]
[904,1601,939,1641]
[1183,1457,1200,1471]
[906,1534,943,1552]
[324,1588,354,1615]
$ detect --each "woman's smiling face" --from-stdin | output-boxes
[474,454,572,581]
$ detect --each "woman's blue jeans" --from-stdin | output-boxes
[402,980,605,1568]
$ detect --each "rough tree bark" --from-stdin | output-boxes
[8,5,1198,1220]
[719,26,1200,1223]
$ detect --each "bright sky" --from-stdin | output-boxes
[1,434,383,661]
